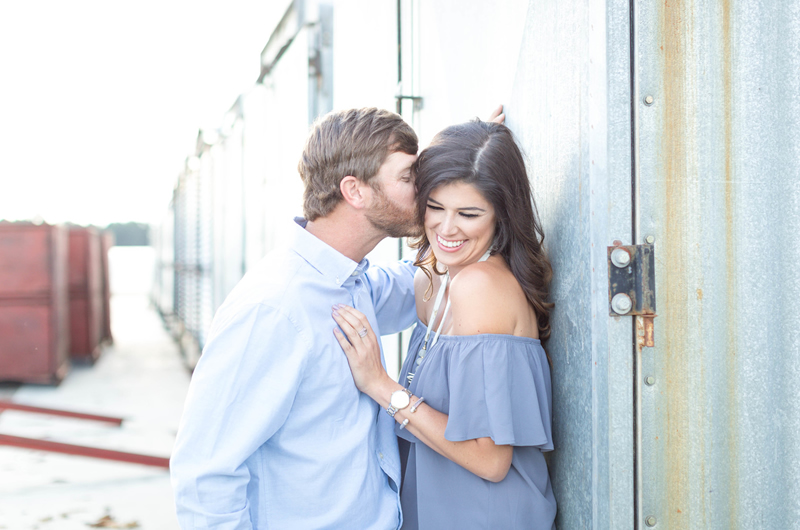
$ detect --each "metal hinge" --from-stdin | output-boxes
[608,242,657,347]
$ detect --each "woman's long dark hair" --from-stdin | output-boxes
[410,120,554,341]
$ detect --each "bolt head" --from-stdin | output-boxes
[610,247,632,268]
[646,235,655,244]
[645,515,657,527]
[645,376,655,386]
[611,293,632,315]
[644,95,654,105]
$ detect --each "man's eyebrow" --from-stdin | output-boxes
[426,198,486,212]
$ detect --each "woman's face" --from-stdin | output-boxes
[424,181,496,276]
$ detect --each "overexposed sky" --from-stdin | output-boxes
[0,0,286,226]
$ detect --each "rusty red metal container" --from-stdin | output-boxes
[99,231,114,344]
[0,223,70,384]
[68,227,104,362]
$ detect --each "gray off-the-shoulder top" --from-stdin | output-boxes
[396,318,556,530]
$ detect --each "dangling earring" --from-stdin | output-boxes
[490,232,500,254]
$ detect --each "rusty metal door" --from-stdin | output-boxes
[634,1,800,528]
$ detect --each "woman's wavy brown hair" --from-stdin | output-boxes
[409,120,554,340]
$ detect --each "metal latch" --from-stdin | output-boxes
[608,242,657,347]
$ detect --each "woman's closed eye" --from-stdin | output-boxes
[426,204,480,218]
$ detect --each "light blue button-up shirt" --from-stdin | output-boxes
[171,218,416,529]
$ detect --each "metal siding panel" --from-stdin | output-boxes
[261,28,309,253]
[331,0,397,111]
[509,0,634,528]
[636,0,800,527]
[198,148,214,349]
[242,86,270,270]
[220,123,245,299]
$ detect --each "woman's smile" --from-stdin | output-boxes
[436,234,466,251]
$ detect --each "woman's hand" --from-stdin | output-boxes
[332,304,395,400]
[332,305,512,482]
[488,104,505,124]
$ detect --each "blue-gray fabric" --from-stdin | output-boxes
[171,218,417,529]
[397,318,557,530]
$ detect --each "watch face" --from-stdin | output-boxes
[390,391,410,410]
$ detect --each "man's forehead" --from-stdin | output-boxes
[384,150,418,168]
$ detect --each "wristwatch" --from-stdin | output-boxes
[386,389,412,417]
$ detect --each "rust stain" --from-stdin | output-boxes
[696,288,703,300]
[721,0,739,526]
[660,0,691,526]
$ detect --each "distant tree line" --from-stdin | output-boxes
[106,222,150,246]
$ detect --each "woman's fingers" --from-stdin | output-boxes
[332,327,353,351]
[332,310,359,342]
[488,104,505,124]
[333,304,373,338]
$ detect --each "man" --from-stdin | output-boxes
[171,107,421,529]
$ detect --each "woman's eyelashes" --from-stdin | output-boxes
[425,204,480,218]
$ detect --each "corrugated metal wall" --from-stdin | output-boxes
[635,0,800,527]
[505,0,635,527]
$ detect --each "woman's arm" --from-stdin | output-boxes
[332,304,513,483]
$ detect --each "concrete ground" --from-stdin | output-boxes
[0,248,190,530]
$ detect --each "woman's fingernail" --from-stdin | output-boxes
[333,309,339,316]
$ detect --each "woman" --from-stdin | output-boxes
[332,120,556,529]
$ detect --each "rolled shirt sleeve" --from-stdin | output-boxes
[170,303,309,529]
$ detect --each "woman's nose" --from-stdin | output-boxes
[439,213,458,236]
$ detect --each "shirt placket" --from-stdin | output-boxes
[344,270,380,358]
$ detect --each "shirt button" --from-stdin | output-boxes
[335,277,340,284]
[378,452,384,460]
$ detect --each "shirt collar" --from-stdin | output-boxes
[290,217,369,286]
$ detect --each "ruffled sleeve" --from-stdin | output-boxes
[443,336,553,450]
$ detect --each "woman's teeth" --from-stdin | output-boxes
[437,235,465,248]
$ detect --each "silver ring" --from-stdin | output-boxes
[358,327,368,338]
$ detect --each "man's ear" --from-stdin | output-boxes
[340,175,370,209]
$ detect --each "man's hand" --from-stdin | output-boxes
[488,105,505,124]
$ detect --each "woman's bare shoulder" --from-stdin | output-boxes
[413,267,430,292]
[448,258,523,335]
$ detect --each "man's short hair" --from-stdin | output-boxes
[298,108,418,221]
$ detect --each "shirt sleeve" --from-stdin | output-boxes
[365,259,417,335]
[170,303,310,529]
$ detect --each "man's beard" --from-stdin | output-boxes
[365,186,423,238]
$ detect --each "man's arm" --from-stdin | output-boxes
[364,260,417,335]
[170,303,309,529]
